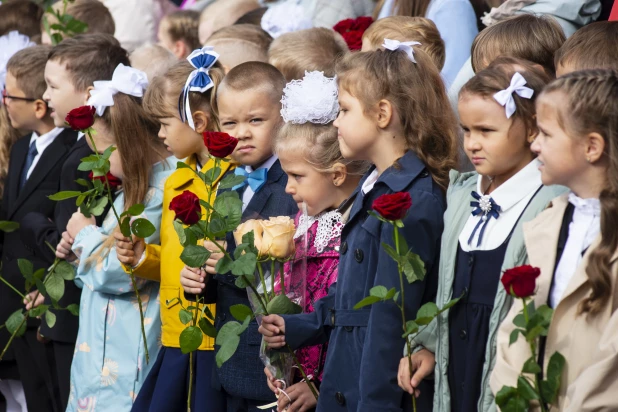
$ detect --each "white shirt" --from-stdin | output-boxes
[241,155,278,212]
[550,193,601,308]
[459,159,542,251]
[26,127,63,179]
[361,169,379,194]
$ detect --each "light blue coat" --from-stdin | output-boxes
[66,159,173,412]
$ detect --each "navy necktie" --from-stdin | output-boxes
[19,141,38,191]
[468,191,501,247]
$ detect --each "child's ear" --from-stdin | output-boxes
[83,86,94,106]
[527,123,539,145]
[331,162,348,187]
[34,99,49,120]
[585,132,606,164]
[174,41,187,59]
[376,99,394,129]
[193,111,209,134]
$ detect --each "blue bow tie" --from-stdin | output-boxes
[468,191,501,247]
[233,167,268,193]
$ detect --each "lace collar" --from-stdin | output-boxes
[295,210,343,253]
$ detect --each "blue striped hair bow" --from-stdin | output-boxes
[468,191,501,247]
[179,46,220,130]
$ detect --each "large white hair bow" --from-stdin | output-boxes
[87,64,149,116]
[493,72,534,119]
[382,38,421,63]
[0,31,35,92]
[261,0,313,39]
[280,71,339,125]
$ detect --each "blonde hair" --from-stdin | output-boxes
[372,0,431,19]
[275,123,370,175]
[471,14,565,76]
[362,16,445,71]
[206,24,272,69]
[268,28,349,81]
[336,48,458,190]
[0,107,21,198]
[218,61,286,106]
[554,22,618,73]
[46,0,115,37]
[6,45,52,99]
[161,10,201,52]
[130,43,177,81]
[198,0,260,45]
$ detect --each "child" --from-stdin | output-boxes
[180,61,298,410]
[55,63,172,411]
[397,57,565,412]
[41,0,115,45]
[268,28,348,81]
[206,24,272,72]
[129,43,177,81]
[158,10,201,59]
[257,71,369,412]
[18,34,129,411]
[554,21,618,76]
[260,44,458,411]
[115,48,230,412]
[491,69,618,410]
[361,16,445,72]
[0,0,44,42]
[0,44,78,412]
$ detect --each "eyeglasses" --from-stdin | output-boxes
[2,88,41,105]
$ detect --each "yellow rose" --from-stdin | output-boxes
[260,216,296,259]
[233,219,264,253]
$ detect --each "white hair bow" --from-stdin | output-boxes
[382,38,421,63]
[493,72,534,119]
[87,63,149,116]
[0,31,35,93]
[280,71,339,124]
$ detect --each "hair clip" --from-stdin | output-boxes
[87,63,149,116]
[493,72,534,119]
[179,46,219,131]
[382,38,421,63]
[280,71,339,125]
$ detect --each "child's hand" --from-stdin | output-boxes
[397,348,435,396]
[264,366,284,394]
[56,231,77,262]
[114,232,145,267]
[23,290,45,311]
[277,381,319,412]
[203,240,226,275]
[67,211,95,238]
[258,314,286,349]
[179,265,207,294]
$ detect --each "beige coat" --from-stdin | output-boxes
[490,194,618,411]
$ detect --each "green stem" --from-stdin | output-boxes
[256,263,269,305]
[0,314,27,361]
[522,297,548,412]
[0,276,25,299]
[279,259,285,296]
[286,344,319,400]
[270,258,276,300]
[188,350,194,412]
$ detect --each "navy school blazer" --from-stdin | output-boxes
[284,150,444,412]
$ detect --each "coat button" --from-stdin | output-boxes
[420,170,430,178]
[468,255,474,266]
[340,241,348,255]
[459,329,467,340]
[335,392,346,405]
[354,249,364,263]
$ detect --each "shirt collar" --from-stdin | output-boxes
[245,154,278,173]
[477,158,542,212]
[30,127,63,154]
[568,192,601,217]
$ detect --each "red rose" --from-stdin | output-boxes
[66,106,96,131]
[203,131,239,158]
[353,16,374,31]
[89,171,122,191]
[501,265,541,298]
[333,16,373,51]
[333,18,354,33]
[372,192,412,221]
[169,190,201,225]
[342,31,363,51]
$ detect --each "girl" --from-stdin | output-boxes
[115,48,230,411]
[491,70,618,410]
[260,43,458,410]
[397,57,564,412]
[259,71,369,412]
[55,64,173,411]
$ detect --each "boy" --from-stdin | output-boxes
[0,44,77,412]
[41,0,115,45]
[129,43,177,80]
[554,21,618,76]
[19,33,129,410]
[181,61,298,410]
[158,10,201,59]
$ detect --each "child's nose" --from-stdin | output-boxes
[157,125,166,139]
[285,181,295,195]
[235,124,251,140]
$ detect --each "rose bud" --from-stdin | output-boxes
[65,106,96,131]
[372,192,412,221]
[169,190,201,225]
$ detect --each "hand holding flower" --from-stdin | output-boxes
[180,265,207,295]
[202,240,226,275]
[66,211,96,238]
[56,231,76,262]
[114,232,145,267]
[258,314,286,349]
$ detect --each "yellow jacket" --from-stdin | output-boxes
[129,155,233,350]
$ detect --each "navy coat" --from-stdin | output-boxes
[205,160,298,401]
[284,151,444,411]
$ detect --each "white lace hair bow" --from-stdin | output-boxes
[261,0,313,39]
[280,71,339,124]
[0,31,35,93]
[87,63,149,116]
[382,38,421,63]
[493,72,534,119]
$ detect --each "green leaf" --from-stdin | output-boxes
[381,242,400,263]
[44,310,57,328]
[231,253,257,276]
[266,294,302,315]
[179,326,203,354]
[65,18,88,34]
[522,356,542,374]
[540,352,565,405]
[55,261,75,281]
[0,221,20,233]
[75,178,91,188]
[179,309,193,325]
[173,220,186,245]
[28,304,49,318]
[213,191,242,217]
[184,226,199,247]
[44,273,64,302]
[402,320,419,337]
[234,274,255,289]
[199,199,213,211]
[402,251,426,284]
[89,197,108,216]
[392,291,400,303]
[5,310,26,336]
[18,259,33,279]
[369,285,388,299]
[198,317,217,338]
[215,255,233,275]
[33,268,46,281]
[438,296,461,313]
[215,316,250,367]
[66,304,80,316]
[517,376,539,401]
[120,216,131,237]
[101,145,116,160]
[513,313,526,329]
[202,167,221,185]
[176,161,193,170]
[131,218,156,239]
[208,215,227,237]
[509,329,524,346]
[353,295,382,309]
[230,304,254,322]
[495,385,528,412]
[127,203,145,216]
[49,191,82,201]
[202,305,214,320]
[414,302,439,326]
[180,245,211,268]
[51,33,63,45]
[218,174,246,190]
